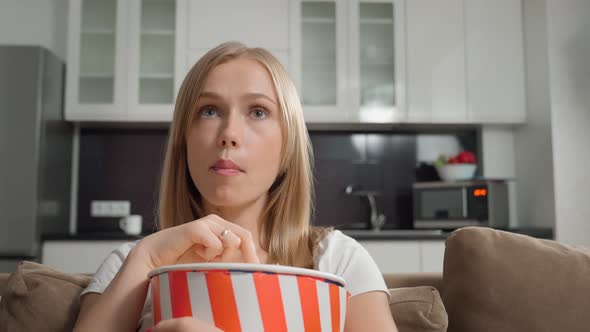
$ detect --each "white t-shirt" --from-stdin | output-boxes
[81,230,389,331]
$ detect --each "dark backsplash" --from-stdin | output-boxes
[77,128,167,234]
[77,128,478,234]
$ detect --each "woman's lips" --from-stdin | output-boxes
[210,167,242,176]
[210,159,243,176]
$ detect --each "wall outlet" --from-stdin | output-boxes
[90,200,131,218]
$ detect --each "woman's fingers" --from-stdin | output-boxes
[217,230,242,262]
[138,214,261,270]
[219,229,242,249]
[206,215,261,263]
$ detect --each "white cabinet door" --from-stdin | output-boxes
[465,0,526,123]
[359,241,421,273]
[420,240,445,273]
[292,0,406,124]
[66,0,186,122]
[290,0,349,123]
[349,0,406,123]
[186,0,290,50]
[127,0,187,122]
[405,0,467,123]
[42,241,129,274]
[65,0,129,121]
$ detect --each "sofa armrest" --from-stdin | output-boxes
[383,273,444,293]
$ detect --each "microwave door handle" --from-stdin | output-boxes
[462,187,468,218]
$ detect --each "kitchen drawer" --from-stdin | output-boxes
[359,241,421,274]
[420,240,446,273]
[42,240,130,274]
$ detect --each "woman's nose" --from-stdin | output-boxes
[220,137,238,147]
[217,113,241,148]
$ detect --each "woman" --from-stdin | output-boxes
[74,42,398,332]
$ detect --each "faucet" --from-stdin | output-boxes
[344,185,386,231]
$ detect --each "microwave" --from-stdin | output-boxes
[412,179,516,230]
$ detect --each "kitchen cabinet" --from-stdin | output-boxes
[185,0,289,51]
[42,240,129,274]
[359,240,446,273]
[181,0,291,84]
[127,0,186,121]
[420,240,446,273]
[405,0,525,124]
[66,0,128,121]
[65,0,524,125]
[289,0,348,122]
[290,0,406,123]
[405,0,467,123]
[465,0,526,123]
[66,0,185,122]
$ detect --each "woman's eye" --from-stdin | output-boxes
[250,107,268,119]
[199,106,218,118]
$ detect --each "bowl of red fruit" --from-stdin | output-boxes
[433,150,477,181]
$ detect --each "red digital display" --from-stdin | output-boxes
[473,188,487,197]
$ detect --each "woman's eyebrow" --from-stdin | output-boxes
[199,91,277,105]
[199,91,223,100]
[243,93,277,105]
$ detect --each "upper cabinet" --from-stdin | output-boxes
[186,0,289,51]
[290,1,347,122]
[182,0,290,80]
[127,0,186,121]
[66,0,184,122]
[406,0,467,123]
[290,0,406,123]
[65,0,525,124]
[405,0,526,124]
[351,0,406,123]
[66,0,128,121]
[465,0,526,123]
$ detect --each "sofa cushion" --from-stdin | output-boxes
[389,286,448,332]
[0,261,91,331]
[443,227,590,332]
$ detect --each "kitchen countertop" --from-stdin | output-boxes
[341,227,554,240]
[42,232,143,241]
[42,227,554,242]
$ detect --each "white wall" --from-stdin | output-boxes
[481,126,516,179]
[511,0,556,229]
[0,0,68,60]
[546,0,590,245]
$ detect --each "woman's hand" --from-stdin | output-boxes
[149,317,221,332]
[134,214,260,270]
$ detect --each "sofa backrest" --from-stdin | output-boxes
[442,226,590,332]
[0,273,9,297]
[384,272,443,293]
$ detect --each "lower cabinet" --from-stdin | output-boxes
[42,240,130,274]
[42,239,445,274]
[420,241,446,273]
[359,240,445,273]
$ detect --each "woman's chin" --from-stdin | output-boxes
[203,192,247,208]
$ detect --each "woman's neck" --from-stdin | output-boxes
[202,195,268,260]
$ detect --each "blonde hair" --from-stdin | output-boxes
[157,41,325,268]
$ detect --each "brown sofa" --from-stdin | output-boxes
[1,227,589,332]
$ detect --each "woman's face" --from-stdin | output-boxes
[186,58,283,209]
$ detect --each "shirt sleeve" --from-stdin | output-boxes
[80,241,138,296]
[315,231,391,300]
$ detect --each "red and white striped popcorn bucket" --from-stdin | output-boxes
[148,263,350,332]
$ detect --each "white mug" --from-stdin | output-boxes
[119,214,142,235]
